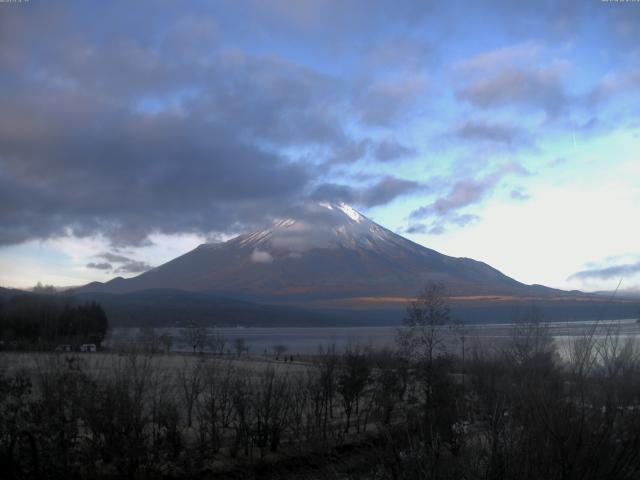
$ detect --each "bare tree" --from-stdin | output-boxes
[288,375,310,444]
[178,357,204,428]
[208,328,228,356]
[316,345,339,441]
[137,327,159,353]
[181,321,206,354]
[229,372,253,457]
[338,347,371,433]
[253,367,292,456]
[81,353,154,478]
[398,282,452,365]
[197,360,235,455]
[158,332,172,354]
[398,282,454,406]
[372,349,409,425]
[272,344,288,360]
[234,337,247,357]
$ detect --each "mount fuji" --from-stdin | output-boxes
[78,202,563,300]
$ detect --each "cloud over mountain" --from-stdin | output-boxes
[569,261,640,281]
[0,2,429,248]
[86,253,153,274]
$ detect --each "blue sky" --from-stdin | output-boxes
[0,0,639,293]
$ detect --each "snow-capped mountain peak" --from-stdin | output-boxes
[75,200,556,299]
[319,201,364,223]
[234,202,402,254]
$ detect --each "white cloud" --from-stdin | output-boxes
[250,249,274,263]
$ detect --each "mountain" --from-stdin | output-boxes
[72,289,350,327]
[592,289,640,300]
[0,286,26,299]
[78,202,566,300]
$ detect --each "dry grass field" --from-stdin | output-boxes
[4,319,640,479]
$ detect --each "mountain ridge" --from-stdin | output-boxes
[76,202,573,301]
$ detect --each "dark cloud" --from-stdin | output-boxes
[86,262,112,270]
[350,35,432,127]
[420,178,488,216]
[87,252,153,274]
[411,163,527,220]
[373,139,417,162]
[328,138,416,164]
[360,176,422,207]
[610,5,640,43]
[455,120,529,146]
[0,8,328,246]
[409,163,527,234]
[361,36,432,73]
[0,97,310,245]
[99,253,133,264]
[0,2,436,248]
[114,260,154,274]
[454,44,570,116]
[456,64,569,115]
[586,69,640,106]
[405,213,479,236]
[469,0,588,40]
[310,183,357,204]
[452,34,639,124]
[569,262,640,281]
[328,140,371,165]
[312,176,421,209]
[240,0,433,42]
[354,74,429,126]
[404,223,429,235]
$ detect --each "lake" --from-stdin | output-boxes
[106,318,640,355]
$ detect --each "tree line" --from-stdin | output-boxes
[0,294,109,349]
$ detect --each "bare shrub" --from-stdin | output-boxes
[196,360,235,456]
[338,347,371,433]
[0,369,34,478]
[80,354,154,477]
[208,329,228,356]
[178,356,204,428]
[182,322,207,354]
[253,367,292,456]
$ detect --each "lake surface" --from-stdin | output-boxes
[107,318,640,355]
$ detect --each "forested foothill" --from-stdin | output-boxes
[0,293,108,351]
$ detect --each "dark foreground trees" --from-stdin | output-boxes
[0,294,108,349]
[373,285,640,480]
[2,332,640,479]
[3,285,640,478]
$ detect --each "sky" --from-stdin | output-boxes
[0,0,639,293]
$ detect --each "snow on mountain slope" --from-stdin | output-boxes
[229,202,425,256]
